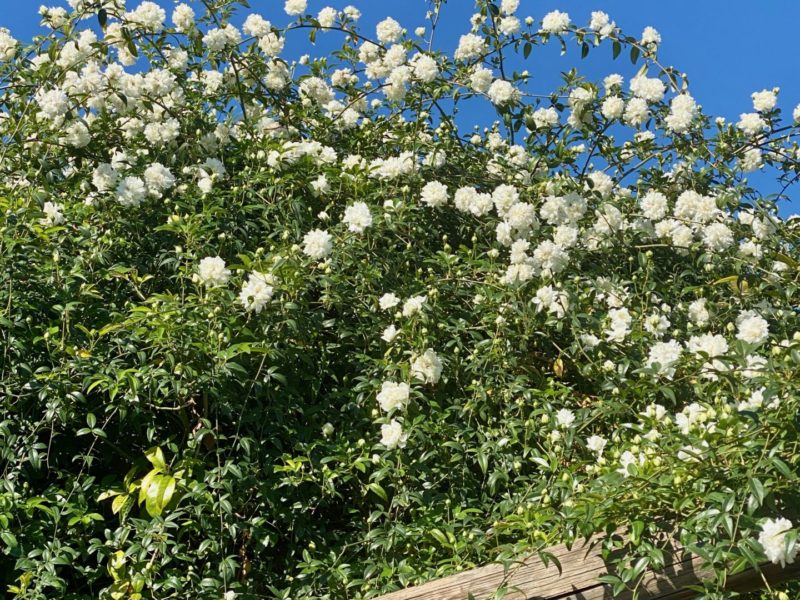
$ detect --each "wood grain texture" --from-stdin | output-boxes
[374,535,800,600]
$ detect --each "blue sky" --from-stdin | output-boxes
[3,0,800,213]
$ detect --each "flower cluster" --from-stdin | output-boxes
[2,1,800,598]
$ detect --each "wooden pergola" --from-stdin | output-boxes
[375,534,800,599]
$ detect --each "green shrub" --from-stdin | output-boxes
[1,1,800,598]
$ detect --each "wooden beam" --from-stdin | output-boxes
[374,535,800,600]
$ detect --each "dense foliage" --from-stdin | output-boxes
[2,0,800,598]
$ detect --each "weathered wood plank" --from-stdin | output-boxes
[375,535,800,600]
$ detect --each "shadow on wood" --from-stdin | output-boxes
[374,534,800,600]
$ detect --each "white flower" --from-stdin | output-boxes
[125,1,166,32]
[454,186,493,216]
[533,286,569,318]
[317,7,338,28]
[172,4,195,32]
[740,148,763,172]
[196,256,230,287]
[687,333,728,357]
[143,163,175,196]
[736,310,769,344]
[586,171,614,197]
[759,518,797,567]
[302,229,333,260]
[412,54,439,82]
[487,79,518,105]
[491,184,519,216]
[643,312,670,337]
[381,324,398,343]
[411,349,443,384]
[646,340,682,378]
[299,77,333,104]
[532,239,569,276]
[239,272,274,313]
[380,419,408,450]
[541,10,570,34]
[343,6,361,21]
[0,27,18,61]
[738,388,766,412]
[580,333,600,350]
[40,7,68,29]
[665,94,697,133]
[604,74,623,92]
[531,107,559,128]
[586,434,607,455]
[420,181,448,207]
[203,25,241,52]
[63,122,90,148]
[742,354,768,379]
[617,450,645,477]
[673,190,719,224]
[37,88,69,120]
[402,295,427,317]
[284,0,307,16]
[41,202,64,226]
[343,202,373,233]
[737,112,767,136]
[640,26,661,46]
[376,17,403,43]
[243,14,271,38]
[498,16,520,35]
[605,307,632,342]
[454,33,486,61]
[376,381,409,412]
[501,0,519,15]
[469,66,493,93]
[752,89,777,112]
[639,191,668,220]
[601,96,624,120]
[629,75,665,103]
[677,444,705,463]
[115,176,147,207]
[259,33,285,57]
[688,298,710,327]
[556,408,575,428]
[589,11,610,32]
[624,97,649,126]
[702,222,734,252]
[379,293,400,311]
[506,203,538,233]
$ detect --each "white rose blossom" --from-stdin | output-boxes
[196,256,230,287]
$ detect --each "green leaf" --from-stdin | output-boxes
[97,489,121,502]
[771,456,795,480]
[477,451,489,475]
[612,40,621,59]
[111,494,129,515]
[138,468,159,506]
[145,474,176,517]
[0,531,18,549]
[145,447,167,472]
[748,477,766,507]
[430,528,449,546]
[630,520,644,544]
[630,46,640,64]
[367,482,388,502]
